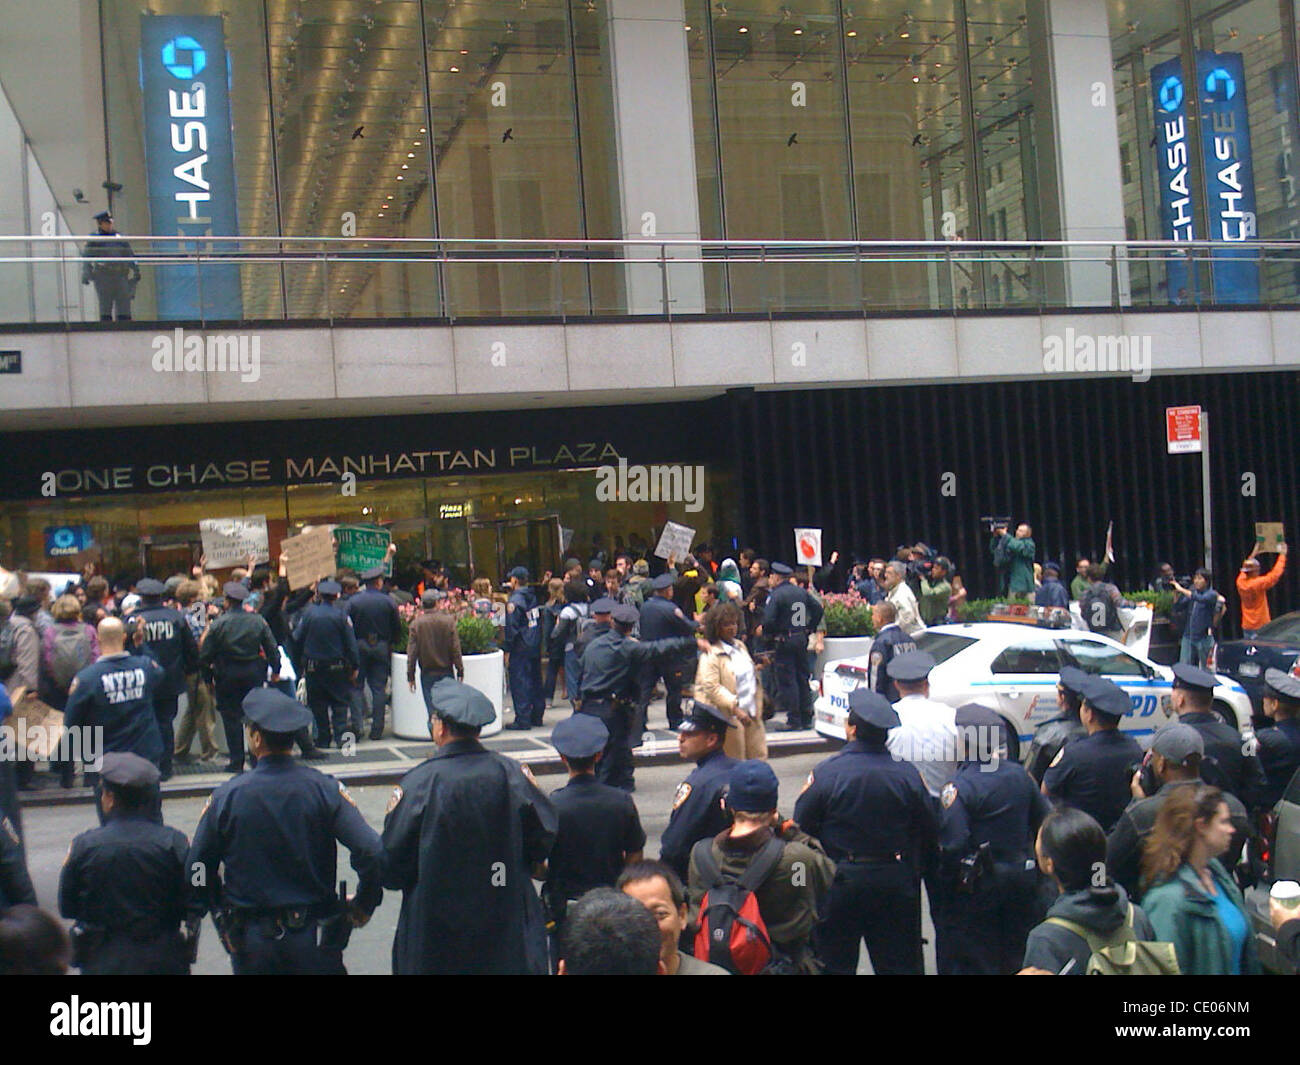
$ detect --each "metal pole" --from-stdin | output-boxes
[1201,410,1213,570]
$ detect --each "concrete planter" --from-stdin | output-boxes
[391,650,505,740]
[813,635,875,681]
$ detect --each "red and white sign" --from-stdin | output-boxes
[794,528,822,568]
[1166,406,1202,454]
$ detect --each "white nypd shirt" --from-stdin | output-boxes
[887,695,958,797]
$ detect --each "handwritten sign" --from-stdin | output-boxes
[654,521,695,562]
[281,526,337,588]
[1256,522,1286,552]
[200,515,269,570]
[795,528,823,568]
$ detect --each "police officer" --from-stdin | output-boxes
[571,597,615,715]
[638,573,699,731]
[794,689,938,975]
[347,565,401,740]
[126,578,199,780]
[0,808,35,912]
[504,567,546,730]
[886,650,959,797]
[187,688,382,975]
[199,583,281,774]
[1168,662,1267,808]
[82,210,140,321]
[541,715,645,950]
[295,580,360,749]
[1025,665,1091,783]
[867,600,916,702]
[64,617,166,772]
[1256,668,1300,809]
[1042,676,1143,833]
[579,603,700,791]
[936,703,1051,975]
[1106,723,1250,896]
[658,700,738,884]
[58,753,194,974]
[383,677,557,974]
[762,561,823,731]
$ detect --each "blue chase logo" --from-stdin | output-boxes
[1158,74,1184,113]
[161,35,206,79]
[1204,66,1236,101]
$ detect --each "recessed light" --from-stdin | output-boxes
[793,28,803,35]
[449,65,460,72]
[738,26,748,33]
[407,152,415,157]
[846,30,857,37]
[401,163,409,169]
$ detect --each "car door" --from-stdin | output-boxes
[1057,635,1168,735]
[984,640,1066,740]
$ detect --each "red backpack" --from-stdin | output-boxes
[691,835,786,975]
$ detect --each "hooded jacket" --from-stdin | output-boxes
[1141,859,1261,975]
[1022,882,1155,974]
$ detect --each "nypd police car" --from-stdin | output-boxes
[813,622,1254,754]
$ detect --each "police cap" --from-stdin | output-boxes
[954,702,1005,732]
[1081,675,1130,719]
[1263,667,1300,702]
[886,650,937,683]
[590,597,616,615]
[242,687,313,734]
[847,689,900,730]
[678,699,735,734]
[611,603,640,626]
[361,565,385,581]
[770,562,794,575]
[92,210,112,222]
[551,714,608,759]
[222,581,249,601]
[427,677,496,728]
[1057,665,1090,698]
[99,751,161,791]
[317,579,342,597]
[1150,723,1204,766]
[650,573,676,591]
[1171,662,1217,693]
[136,578,167,597]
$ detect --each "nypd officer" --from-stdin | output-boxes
[383,677,557,975]
[347,566,401,740]
[540,714,646,949]
[82,210,140,321]
[867,600,916,702]
[1042,675,1143,833]
[0,807,36,912]
[658,700,738,884]
[935,703,1051,975]
[199,582,281,774]
[638,573,700,731]
[58,752,194,975]
[762,561,823,731]
[571,596,615,717]
[504,567,546,730]
[794,689,937,975]
[127,578,199,780]
[187,688,382,975]
[1025,665,1090,783]
[294,579,360,749]
[1256,668,1300,809]
[579,603,700,791]
[1168,661,1267,808]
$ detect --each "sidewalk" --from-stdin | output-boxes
[18,698,832,807]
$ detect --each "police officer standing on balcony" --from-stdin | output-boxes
[294,580,360,750]
[794,689,938,975]
[199,582,281,774]
[1024,665,1090,783]
[187,689,383,975]
[763,561,823,731]
[347,565,401,740]
[126,578,199,781]
[82,210,140,321]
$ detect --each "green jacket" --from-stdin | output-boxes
[1005,536,1036,597]
[1141,860,1260,975]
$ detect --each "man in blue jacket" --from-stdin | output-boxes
[504,567,545,730]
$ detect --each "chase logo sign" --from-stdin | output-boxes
[1204,66,1235,101]
[1158,74,1184,113]
[161,36,206,79]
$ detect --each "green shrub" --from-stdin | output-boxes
[822,594,875,637]
[1124,590,1174,619]
[457,615,499,655]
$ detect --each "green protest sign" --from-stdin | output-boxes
[334,524,393,576]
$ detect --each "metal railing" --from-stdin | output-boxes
[1,236,1297,326]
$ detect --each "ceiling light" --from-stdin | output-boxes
[401,163,409,169]
[793,27,802,35]
[900,30,910,39]
[420,127,427,133]
[684,24,692,31]
[460,49,469,55]
[397,175,404,180]
[738,26,748,33]
[846,30,857,37]
[413,140,422,145]
[407,152,415,157]
[450,66,460,72]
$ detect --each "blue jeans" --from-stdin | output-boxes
[1180,634,1215,668]
[419,668,454,717]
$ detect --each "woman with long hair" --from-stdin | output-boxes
[1140,784,1260,974]
[541,577,565,706]
[694,602,766,760]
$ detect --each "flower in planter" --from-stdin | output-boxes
[820,592,875,638]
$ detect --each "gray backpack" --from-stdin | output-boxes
[51,624,93,693]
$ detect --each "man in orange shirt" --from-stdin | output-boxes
[1237,541,1287,638]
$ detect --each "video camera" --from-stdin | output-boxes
[980,516,1013,535]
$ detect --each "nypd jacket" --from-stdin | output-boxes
[64,651,166,765]
[503,588,543,656]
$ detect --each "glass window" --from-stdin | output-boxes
[914,631,976,665]
[1059,637,1148,676]
[990,642,1061,674]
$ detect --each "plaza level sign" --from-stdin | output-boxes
[1166,405,1203,454]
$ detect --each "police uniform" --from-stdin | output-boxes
[347,569,402,739]
[64,646,166,768]
[886,651,959,797]
[569,598,614,719]
[503,568,546,729]
[543,716,646,943]
[793,690,938,975]
[868,621,917,702]
[1170,663,1267,808]
[936,704,1051,975]
[658,701,739,884]
[637,575,699,731]
[58,753,192,974]
[382,678,557,975]
[187,690,383,975]
[1042,677,1143,833]
[199,583,281,772]
[294,581,360,749]
[579,604,698,791]
[0,809,35,911]
[1024,666,1090,783]
[1257,668,1300,809]
[762,563,823,729]
[82,211,140,321]
[126,579,199,779]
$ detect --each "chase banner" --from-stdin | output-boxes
[1151,51,1259,304]
[139,15,243,319]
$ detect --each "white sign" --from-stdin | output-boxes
[794,528,823,568]
[654,520,696,562]
[200,515,270,570]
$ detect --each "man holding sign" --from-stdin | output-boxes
[1238,534,1287,639]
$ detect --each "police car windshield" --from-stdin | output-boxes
[913,632,976,665]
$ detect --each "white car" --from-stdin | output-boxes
[813,622,1255,756]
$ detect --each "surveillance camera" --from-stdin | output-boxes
[73,188,86,203]
[102,180,123,193]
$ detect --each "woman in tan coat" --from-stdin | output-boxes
[695,602,767,760]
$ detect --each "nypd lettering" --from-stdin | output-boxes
[100,667,147,705]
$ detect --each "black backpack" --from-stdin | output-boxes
[690,835,793,975]
[1081,584,1121,633]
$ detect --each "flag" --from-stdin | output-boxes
[1104,521,1115,564]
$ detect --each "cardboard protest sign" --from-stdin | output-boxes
[281,526,337,588]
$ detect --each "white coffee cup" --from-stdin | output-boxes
[1271,880,1300,910]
